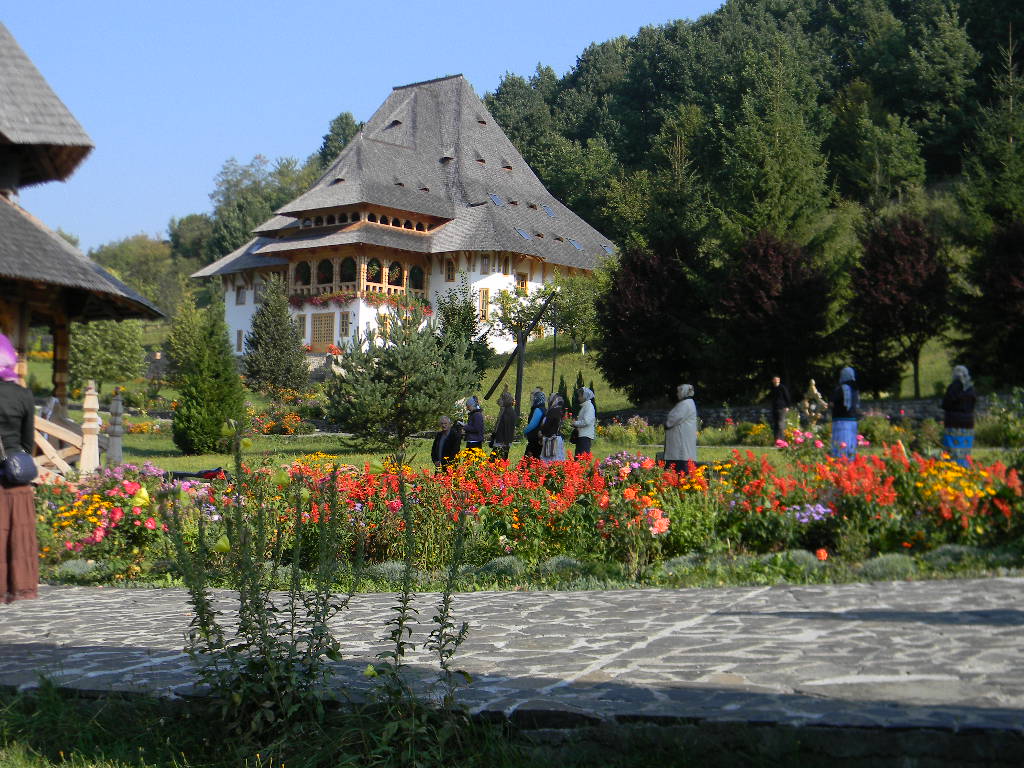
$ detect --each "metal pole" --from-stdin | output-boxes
[515,331,526,421]
[550,319,557,398]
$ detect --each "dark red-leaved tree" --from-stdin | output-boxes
[850,215,950,398]
[716,232,833,400]
[960,220,1024,388]
[594,238,710,404]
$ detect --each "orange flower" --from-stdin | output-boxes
[815,548,828,561]
[622,486,638,501]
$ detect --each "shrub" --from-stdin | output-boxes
[859,553,917,581]
[735,421,773,446]
[539,555,582,576]
[923,544,984,569]
[858,413,903,446]
[172,295,245,455]
[475,555,526,580]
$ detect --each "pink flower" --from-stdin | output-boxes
[775,439,789,448]
[144,517,157,530]
[814,440,824,449]
[133,520,141,526]
[840,442,847,449]
[132,506,142,515]
[65,541,74,551]
[386,499,402,514]
[794,437,804,444]
[122,480,141,495]
[110,507,124,523]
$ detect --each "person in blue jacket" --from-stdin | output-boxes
[522,388,546,460]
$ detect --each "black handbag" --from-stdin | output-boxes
[0,434,37,486]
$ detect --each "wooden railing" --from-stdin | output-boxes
[33,381,112,480]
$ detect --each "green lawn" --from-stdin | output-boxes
[478,336,635,412]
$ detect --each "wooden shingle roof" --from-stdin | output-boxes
[197,75,614,277]
[0,195,162,321]
[0,23,93,187]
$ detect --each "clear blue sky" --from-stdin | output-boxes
[6,1,722,253]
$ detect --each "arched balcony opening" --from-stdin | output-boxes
[388,261,403,287]
[409,266,425,291]
[316,259,334,286]
[366,258,383,285]
[294,262,311,286]
[340,257,357,284]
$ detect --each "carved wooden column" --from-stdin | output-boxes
[80,380,100,474]
[51,313,70,412]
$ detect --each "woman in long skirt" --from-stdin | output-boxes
[942,365,977,467]
[0,333,38,603]
[830,367,860,460]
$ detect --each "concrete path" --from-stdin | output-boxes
[1,579,1022,733]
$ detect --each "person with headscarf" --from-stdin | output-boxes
[490,387,517,460]
[0,333,38,603]
[431,415,461,471]
[664,384,698,472]
[942,365,977,467]
[522,388,546,460]
[463,395,485,451]
[572,387,596,458]
[540,393,566,462]
[830,367,860,459]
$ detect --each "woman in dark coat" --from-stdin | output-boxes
[431,415,462,471]
[490,388,516,460]
[942,365,977,467]
[0,333,38,603]
[540,393,566,462]
[463,396,485,451]
[522,389,546,460]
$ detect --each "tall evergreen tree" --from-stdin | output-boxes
[959,35,1024,241]
[317,111,362,169]
[959,220,1024,388]
[172,294,246,455]
[242,276,309,393]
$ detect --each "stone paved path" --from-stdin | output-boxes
[1,579,1022,731]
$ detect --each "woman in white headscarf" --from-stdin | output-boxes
[942,365,977,467]
[572,387,596,458]
[830,366,860,459]
[664,384,698,472]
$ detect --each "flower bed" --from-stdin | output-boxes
[35,445,1024,582]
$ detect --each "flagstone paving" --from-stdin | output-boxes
[1,579,1022,733]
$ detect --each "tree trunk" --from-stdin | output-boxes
[912,346,921,399]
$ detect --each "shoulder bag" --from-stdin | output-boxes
[0,434,37,486]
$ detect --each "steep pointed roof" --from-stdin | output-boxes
[0,23,93,187]
[197,75,614,277]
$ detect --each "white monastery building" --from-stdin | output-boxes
[193,75,613,354]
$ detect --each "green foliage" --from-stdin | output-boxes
[434,273,491,380]
[90,233,192,315]
[317,111,362,169]
[325,308,477,451]
[552,270,601,351]
[171,294,245,455]
[243,275,309,393]
[68,320,146,393]
[859,553,918,581]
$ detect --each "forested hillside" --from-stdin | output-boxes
[484,0,1024,402]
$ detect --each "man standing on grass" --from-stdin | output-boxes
[770,375,791,444]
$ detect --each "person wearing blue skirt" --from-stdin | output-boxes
[830,367,860,460]
[942,365,976,466]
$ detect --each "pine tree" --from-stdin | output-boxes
[557,375,568,403]
[243,275,309,393]
[325,308,477,453]
[574,370,585,395]
[959,220,1024,388]
[165,292,203,388]
[172,295,246,455]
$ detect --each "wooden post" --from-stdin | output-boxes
[52,313,69,410]
[515,331,525,421]
[106,388,124,466]
[80,380,100,474]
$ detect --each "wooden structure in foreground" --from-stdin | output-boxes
[0,23,161,476]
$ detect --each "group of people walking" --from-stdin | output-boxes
[431,385,598,470]
[768,365,978,466]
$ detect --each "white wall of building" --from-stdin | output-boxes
[223,253,561,358]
